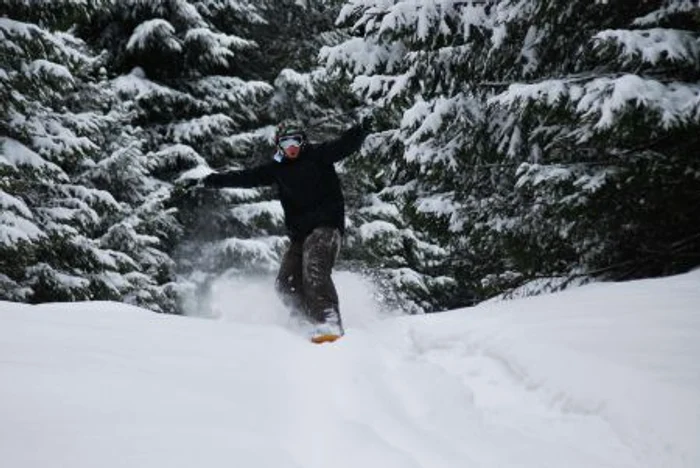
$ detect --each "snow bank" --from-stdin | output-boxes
[398,270,700,468]
[1,270,698,468]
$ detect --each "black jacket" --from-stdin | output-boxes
[203,125,368,240]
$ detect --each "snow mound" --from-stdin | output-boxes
[1,270,699,468]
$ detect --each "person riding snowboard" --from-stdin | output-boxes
[194,118,372,343]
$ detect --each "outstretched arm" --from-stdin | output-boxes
[315,124,370,164]
[202,163,275,189]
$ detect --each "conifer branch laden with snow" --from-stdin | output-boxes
[2,0,698,314]
[324,0,700,308]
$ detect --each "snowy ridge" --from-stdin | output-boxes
[1,271,699,468]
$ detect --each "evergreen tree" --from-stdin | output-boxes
[0,1,157,304]
[6,0,695,314]
[325,0,700,307]
[321,0,470,311]
[75,0,285,312]
[489,0,700,293]
[261,0,359,141]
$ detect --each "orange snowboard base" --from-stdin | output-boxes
[310,334,342,344]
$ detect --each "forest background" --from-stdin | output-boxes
[2,0,699,314]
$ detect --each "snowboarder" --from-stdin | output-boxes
[191,118,373,343]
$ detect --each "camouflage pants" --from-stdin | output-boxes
[275,227,342,324]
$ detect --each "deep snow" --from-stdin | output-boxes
[1,270,699,468]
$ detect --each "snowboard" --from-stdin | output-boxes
[288,315,343,344]
[310,333,342,344]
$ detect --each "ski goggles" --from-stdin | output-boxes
[278,136,303,150]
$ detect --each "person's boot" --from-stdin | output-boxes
[310,308,344,344]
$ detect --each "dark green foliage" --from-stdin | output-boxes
[0,1,141,305]
[3,0,698,314]
[328,0,700,308]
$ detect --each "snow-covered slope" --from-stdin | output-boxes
[1,270,699,468]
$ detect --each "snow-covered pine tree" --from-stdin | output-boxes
[0,1,153,303]
[260,0,361,144]
[489,0,700,292]
[76,0,286,312]
[321,0,477,311]
[324,0,700,306]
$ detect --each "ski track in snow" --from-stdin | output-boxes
[1,270,699,468]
